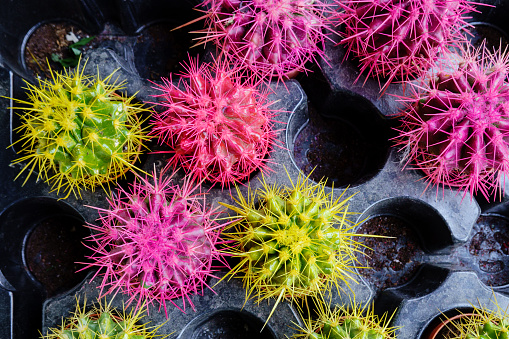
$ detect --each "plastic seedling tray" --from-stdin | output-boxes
[1,1,509,338]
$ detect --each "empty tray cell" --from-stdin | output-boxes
[289,90,390,188]
[0,197,88,339]
[355,197,452,293]
[468,215,509,287]
[466,22,509,50]
[179,309,276,339]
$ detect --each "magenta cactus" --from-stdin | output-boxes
[83,169,227,315]
[194,0,335,81]
[395,41,509,200]
[334,0,483,90]
[150,55,279,188]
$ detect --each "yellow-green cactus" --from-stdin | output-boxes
[10,60,149,198]
[220,172,368,320]
[294,299,397,339]
[41,298,162,339]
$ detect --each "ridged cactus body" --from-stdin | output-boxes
[220,173,364,310]
[395,42,509,199]
[151,56,277,188]
[196,0,334,81]
[85,169,226,315]
[295,301,396,339]
[335,0,481,89]
[42,298,160,339]
[11,61,148,198]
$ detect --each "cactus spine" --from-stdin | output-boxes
[10,60,149,198]
[220,172,367,319]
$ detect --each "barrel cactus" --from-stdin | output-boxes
[41,298,161,339]
[10,60,149,198]
[220,172,366,317]
[334,0,482,90]
[84,169,227,315]
[395,41,509,200]
[150,55,278,188]
[441,304,509,339]
[192,0,335,82]
[295,300,397,339]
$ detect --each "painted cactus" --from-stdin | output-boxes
[84,169,227,315]
[150,55,278,188]
[192,0,335,81]
[220,172,366,317]
[334,0,482,90]
[41,298,161,339]
[395,41,509,200]
[295,299,397,339]
[10,60,149,198]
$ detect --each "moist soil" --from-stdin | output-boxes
[293,105,370,188]
[25,216,92,297]
[355,215,425,291]
[468,215,509,287]
[24,22,92,78]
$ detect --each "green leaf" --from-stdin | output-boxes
[69,36,95,48]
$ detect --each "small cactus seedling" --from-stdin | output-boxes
[334,0,483,90]
[438,303,509,339]
[10,60,149,199]
[189,0,335,82]
[294,299,397,339]
[41,297,161,339]
[220,172,367,321]
[150,55,278,188]
[84,169,227,315]
[395,41,509,200]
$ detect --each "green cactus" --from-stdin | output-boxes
[446,303,509,339]
[41,298,162,339]
[220,172,369,320]
[294,299,397,339]
[10,59,149,198]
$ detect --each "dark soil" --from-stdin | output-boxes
[468,215,509,287]
[25,216,91,297]
[355,215,425,291]
[24,22,92,78]
[293,105,370,188]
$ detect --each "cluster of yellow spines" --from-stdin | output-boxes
[11,60,149,198]
[220,172,367,320]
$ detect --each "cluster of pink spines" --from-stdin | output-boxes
[85,170,226,315]
[396,42,509,200]
[335,0,481,89]
[150,56,278,188]
[200,0,334,81]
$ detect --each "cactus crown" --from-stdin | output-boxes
[84,168,227,315]
[445,304,509,339]
[150,55,278,188]
[294,299,397,339]
[41,297,162,339]
[10,59,149,198]
[220,172,366,320]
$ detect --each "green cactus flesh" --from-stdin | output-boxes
[316,318,387,339]
[12,61,148,198]
[221,174,364,305]
[42,298,160,339]
[466,319,509,339]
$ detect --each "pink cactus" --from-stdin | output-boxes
[150,56,279,188]
[395,41,509,200]
[83,169,228,315]
[194,0,335,81]
[334,0,483,90]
